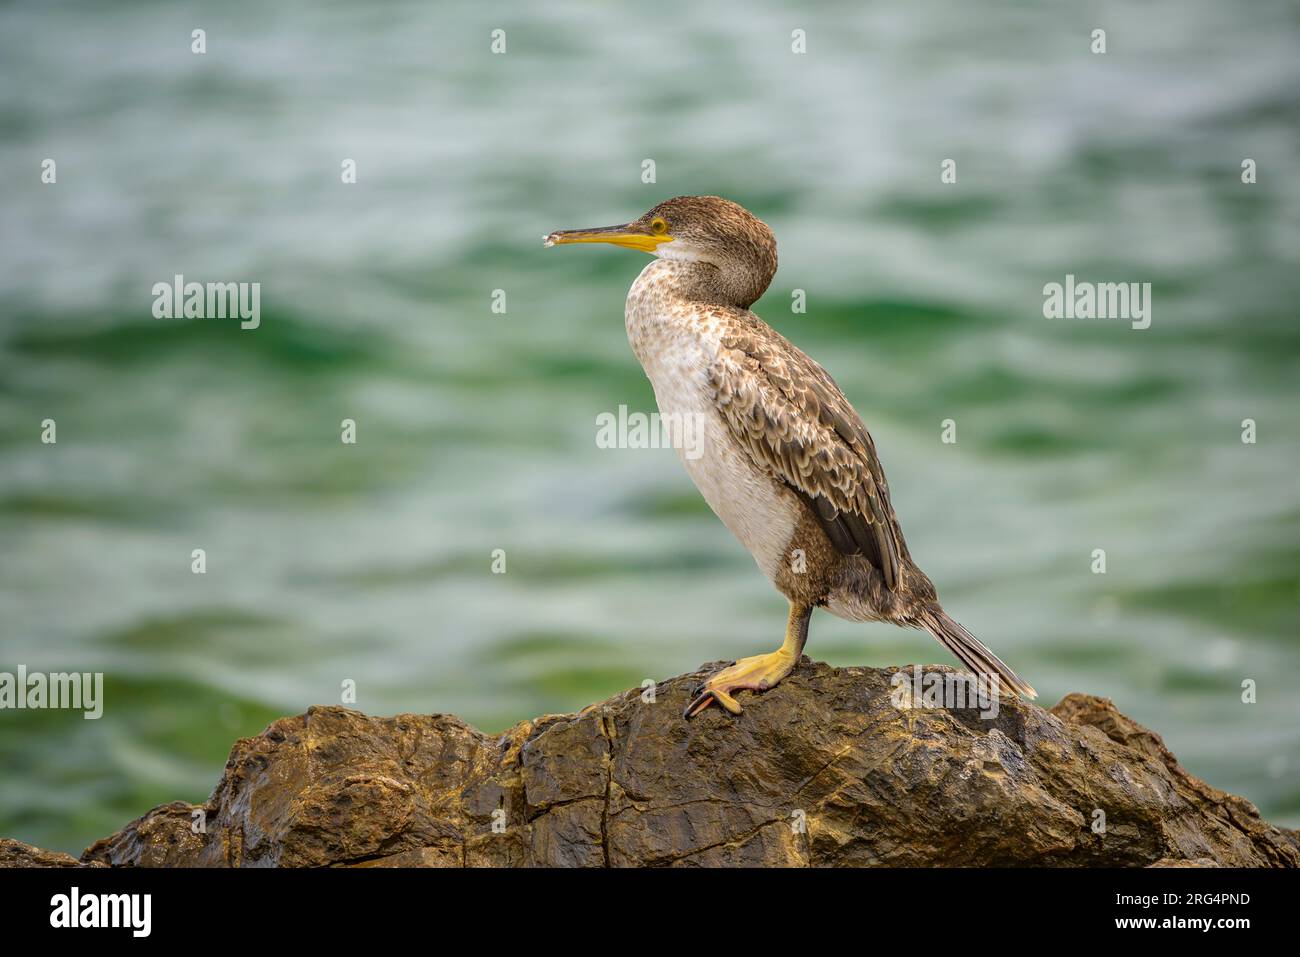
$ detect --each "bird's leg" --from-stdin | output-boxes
[684,603,811,719]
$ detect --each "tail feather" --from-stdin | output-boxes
[918,607,1037,700]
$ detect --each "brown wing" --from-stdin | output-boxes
[709,323,902,590]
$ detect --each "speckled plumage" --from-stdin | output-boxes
[548,195,1035,704]
[626,256,927,624]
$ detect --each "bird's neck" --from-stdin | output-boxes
[624,259,766,370]
[628,257,773,314]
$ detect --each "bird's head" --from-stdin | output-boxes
[545,195,777,308]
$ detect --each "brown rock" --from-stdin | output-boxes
[6,661,1297,868]
[82,801,208,868]
[0,837,102,868]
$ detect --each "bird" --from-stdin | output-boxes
[545,195,1035,719]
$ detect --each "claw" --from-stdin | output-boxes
[683,687,744,719]
[683,693,711,720]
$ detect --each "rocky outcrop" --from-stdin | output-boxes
[0,838,101,868]
[7,660,1299,867]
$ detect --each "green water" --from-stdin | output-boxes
[1,0,1298,855]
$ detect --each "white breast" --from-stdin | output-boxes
[624,261,799,582]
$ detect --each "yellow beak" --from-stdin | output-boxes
[543,223,673,254]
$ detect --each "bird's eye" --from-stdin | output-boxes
[650,218,667,234]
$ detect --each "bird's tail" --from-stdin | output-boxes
[917,607,1037,700]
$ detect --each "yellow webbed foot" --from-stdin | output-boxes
[683,648,799,719]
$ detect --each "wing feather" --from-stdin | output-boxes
[709,323,902,590]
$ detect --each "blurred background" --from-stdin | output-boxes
[1,0,1297,855]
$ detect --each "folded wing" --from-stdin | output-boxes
[709,325,902,590]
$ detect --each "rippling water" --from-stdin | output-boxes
[1,0,1298,853]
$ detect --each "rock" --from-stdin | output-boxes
[6,660,1298,867]
[81,802,209,868]
[0,837,102,868]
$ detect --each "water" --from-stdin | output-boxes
[1,0,1297,855]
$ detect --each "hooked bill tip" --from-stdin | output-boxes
[542,233,557,247]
